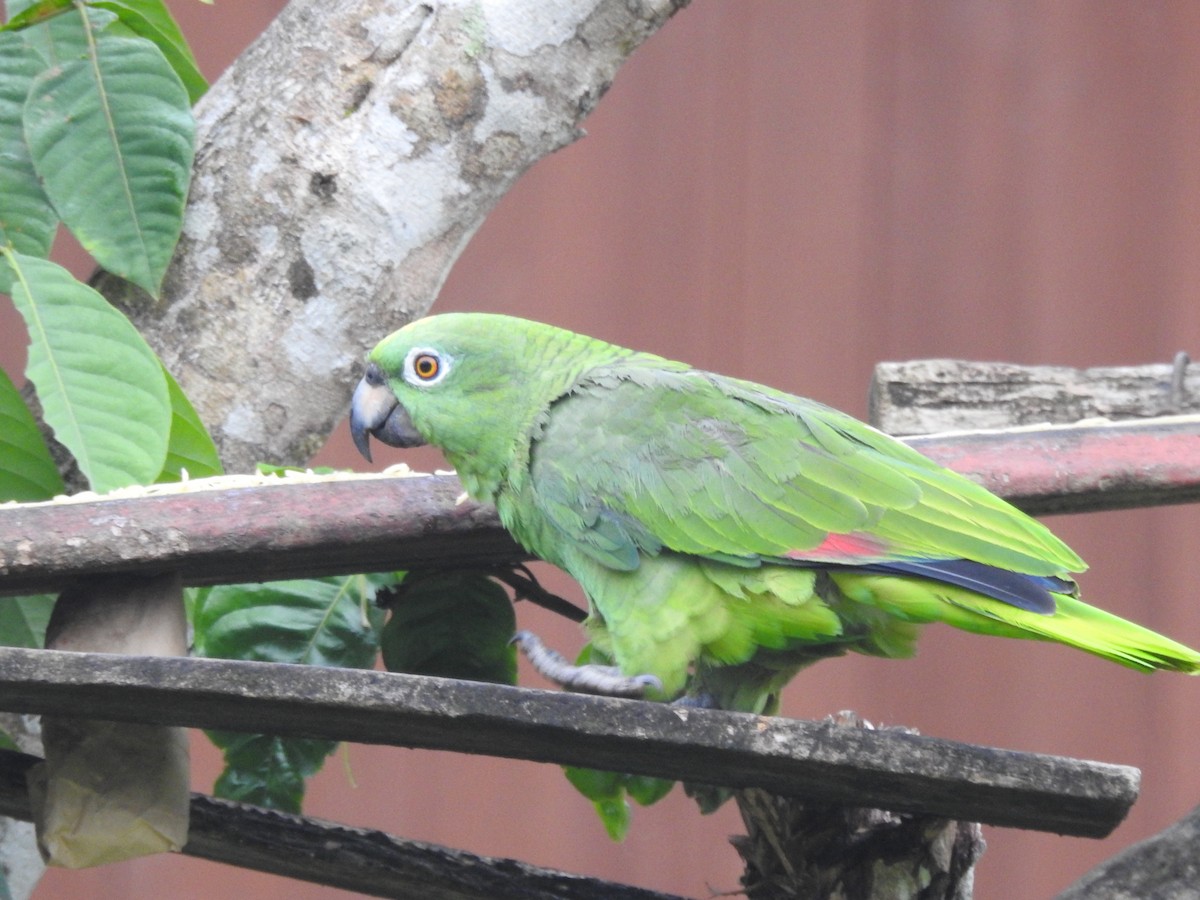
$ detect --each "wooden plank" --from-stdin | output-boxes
[869,358,1200,435]
[0,474,523,597]
[0,647,1139,838]
[908,416,1200,515]
[3,412,1200,597]
[0,749,683,900]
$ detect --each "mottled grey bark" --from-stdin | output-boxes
[95,0,690,472]
[870,357,1200,435]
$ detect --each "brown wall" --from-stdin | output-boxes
[6,2,1200,897]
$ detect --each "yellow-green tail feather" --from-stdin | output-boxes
[832,572,1200,674]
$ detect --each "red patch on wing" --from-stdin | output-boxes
[785,532,888,562]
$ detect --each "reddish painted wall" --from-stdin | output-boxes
[5,3,1200,897]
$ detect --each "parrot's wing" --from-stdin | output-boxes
[529,362,1084,580]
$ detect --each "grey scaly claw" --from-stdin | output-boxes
[512,630,663,698]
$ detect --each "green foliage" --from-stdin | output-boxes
[0,30,56,257]
[4,0,205,101]
[193,575,400,811]
[88,1,207,103]
[0,1,216,499]
[0,594,54,648]
[380,571,518,686]
[3,250,172,491]
[22,32,193,294]
[159,366,222,481]
[205,730,338,814]
[0,365,64,500]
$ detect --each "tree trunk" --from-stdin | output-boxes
[94,0,690,472]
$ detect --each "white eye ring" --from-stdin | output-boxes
[403,346,451,386]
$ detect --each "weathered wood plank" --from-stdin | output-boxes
[909,416,1200,515]
[0,647,1139,838]
[0,475,523,597]
[3,414,1200,597]
[0,749,682,900]
[870,358,1200,435]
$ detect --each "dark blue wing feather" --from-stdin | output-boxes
[850,558,1073,614]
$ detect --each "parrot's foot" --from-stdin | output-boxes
[512,630,662,699]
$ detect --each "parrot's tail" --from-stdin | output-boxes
[830,571,1200,674]
[996,593,1200,673]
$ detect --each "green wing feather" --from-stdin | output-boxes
[529,359,1082,577]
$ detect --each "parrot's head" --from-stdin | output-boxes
[350,313,610,492]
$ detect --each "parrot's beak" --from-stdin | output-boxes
[350,362,427,461]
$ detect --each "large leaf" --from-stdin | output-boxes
[0,364,64,500]
[157,365,221,482]
[2,250,171,491]
[0,30,57,257]
[193,574,398,811]
[23,26,193,295]
[206,731,336,814]
[91,0,207,103]
[0,594,54,648]
[380,571,518,686]
[192,575,392,667]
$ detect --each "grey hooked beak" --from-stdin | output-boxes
[350,361,426,461]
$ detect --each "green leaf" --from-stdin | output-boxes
[193,574,399,811]
[23,24,193,295]
[157,366,221,482]
[90,0,206,103]
[15,5,118,67]
[2,250,171,491]
[0,594,54,647]
[0,29,58,257]
[380,572,518,686]
[0,364,65,500]
[5,1,41,22]
[1,0,71,31]
[206,730,336,814]
[192,574,393,666]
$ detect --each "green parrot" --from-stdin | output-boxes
[350,312,1200,714]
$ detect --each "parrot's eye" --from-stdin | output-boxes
[413,354,439,379]
[403,347,450,386]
